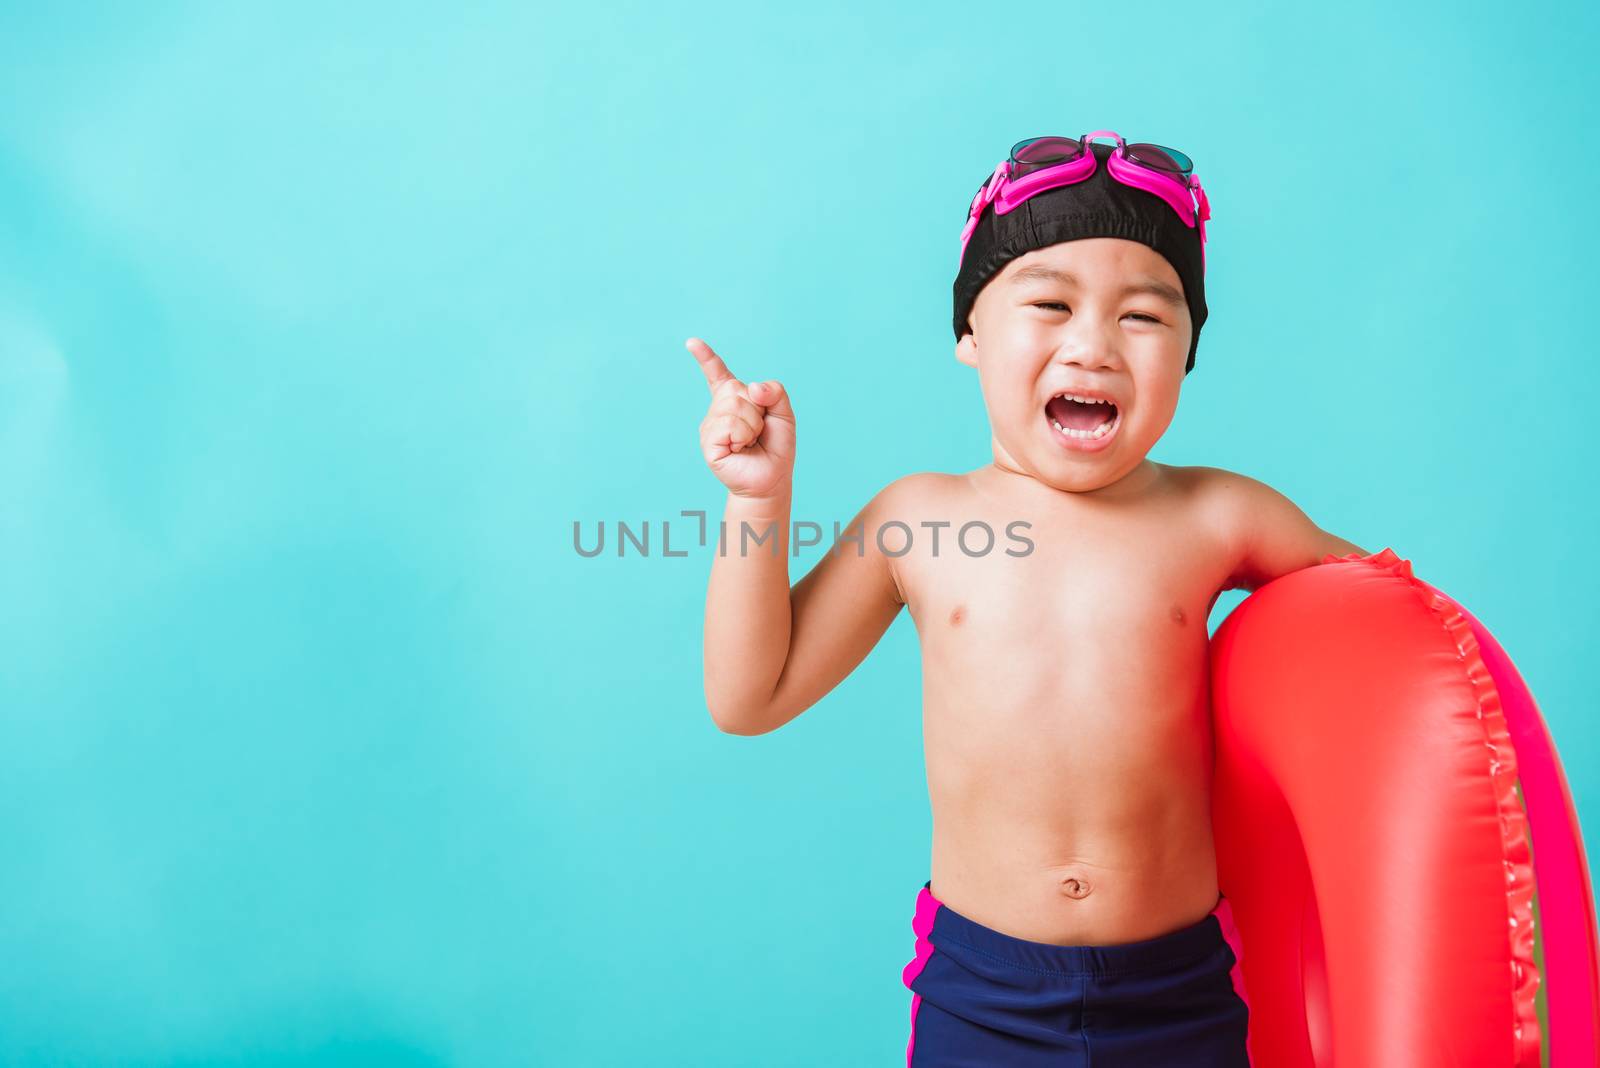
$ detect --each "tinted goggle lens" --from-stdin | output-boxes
[1008,136,1084,178]
[1125,142,1193,175]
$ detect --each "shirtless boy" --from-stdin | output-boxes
[687,132,1368,1065]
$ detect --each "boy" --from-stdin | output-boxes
[686,132,1367,1065]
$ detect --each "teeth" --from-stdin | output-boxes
[1050,412,1119,440]
[1056,393,1112,405]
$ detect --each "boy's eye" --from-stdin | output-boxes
[1031,302,1160,323]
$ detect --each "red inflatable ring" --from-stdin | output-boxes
[1209,548,1600,1066]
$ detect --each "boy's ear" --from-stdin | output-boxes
[955,331,978,368]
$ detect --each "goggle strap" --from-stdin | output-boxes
[970,160,1009,220]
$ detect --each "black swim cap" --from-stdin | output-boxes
[952,141,1209,375]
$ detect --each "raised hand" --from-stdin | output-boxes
[687,337,796,500]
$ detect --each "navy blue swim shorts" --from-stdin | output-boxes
[902,880,1251,1066]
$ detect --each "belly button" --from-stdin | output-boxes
[1060,877,1092,899]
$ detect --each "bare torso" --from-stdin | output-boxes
[889,460,1237,946]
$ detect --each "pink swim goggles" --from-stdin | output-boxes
[958,130,1212,272]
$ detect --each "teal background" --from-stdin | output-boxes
[2,2,1595,1064]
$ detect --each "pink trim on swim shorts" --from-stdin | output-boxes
[903,885,943,1066]
[1210,893,1255,1065]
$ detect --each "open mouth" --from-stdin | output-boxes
[1045,392,1121,443]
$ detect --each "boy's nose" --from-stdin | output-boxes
[1053,339,1119,371]
[1051,317,1122,370]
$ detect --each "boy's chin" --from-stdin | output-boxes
[1002,438,1158,495]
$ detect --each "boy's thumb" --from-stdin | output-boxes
[751,380,794,420]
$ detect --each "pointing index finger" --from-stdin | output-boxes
[686,337,740,395]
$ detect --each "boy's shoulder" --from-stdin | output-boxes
[1164,464,1279,553]
[1181,465,1370,591]
[1163,465,1267,593]
[851,471,984,539]
[867,470,974,510]
[1184,460,1280,502]
[1179,464,1291,514]
[1169,462,1252,487]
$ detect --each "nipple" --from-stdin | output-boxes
[1060,876,1092,900]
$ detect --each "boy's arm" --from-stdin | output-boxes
[1204,468,1370,594]
[705,479,907,736]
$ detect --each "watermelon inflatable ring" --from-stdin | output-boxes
[1209,547,1599,1066]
